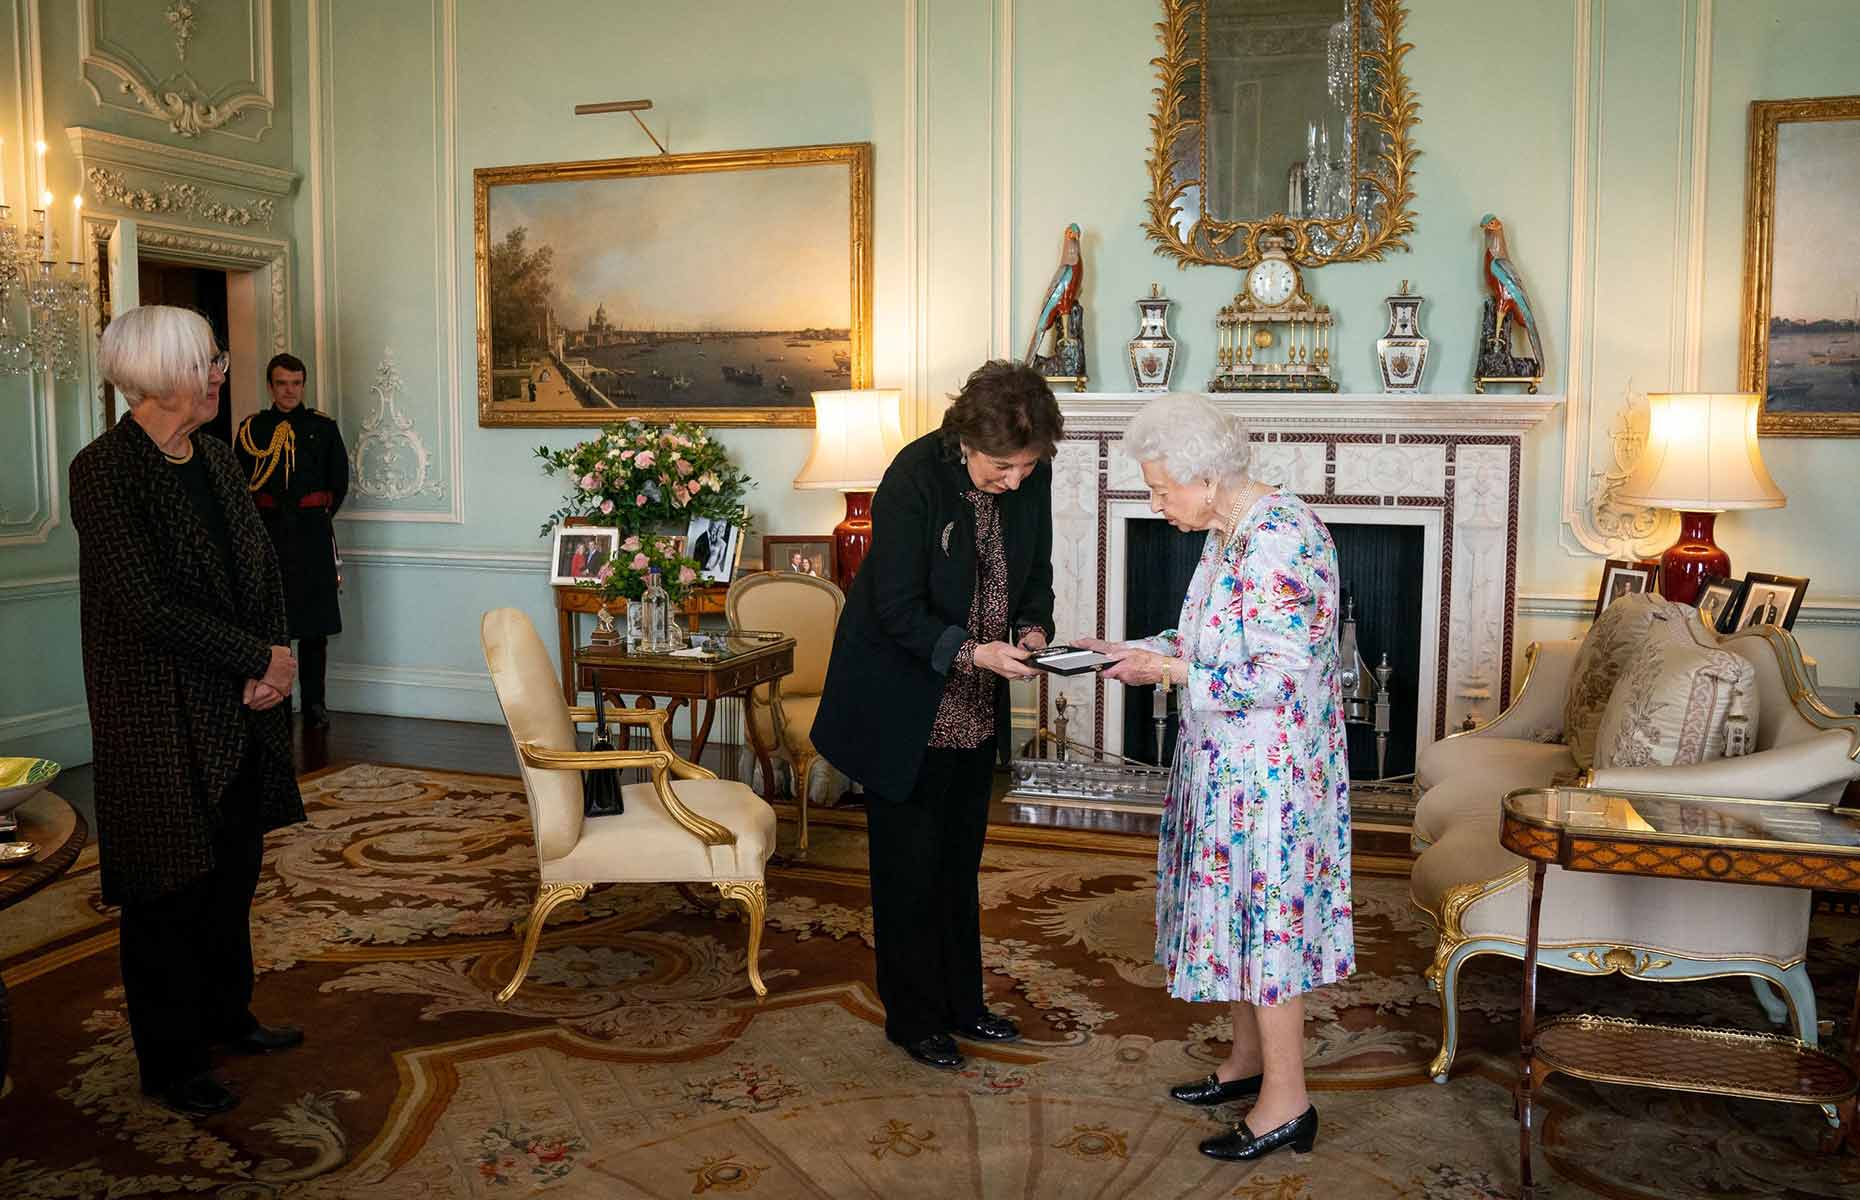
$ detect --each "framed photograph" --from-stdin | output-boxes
[1593,558,1660,619]
[1739,96,1860,436]
[475,142,873,428]
[762,535,835,581]
[549,525,620,585]
[686,515,743,584]
[1694,574,1745,633]
[1730,572,1810,632]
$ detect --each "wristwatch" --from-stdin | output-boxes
[1160,659,1176,692]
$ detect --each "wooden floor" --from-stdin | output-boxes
[52,710,1418,865]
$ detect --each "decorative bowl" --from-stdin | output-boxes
[0,757,60,815]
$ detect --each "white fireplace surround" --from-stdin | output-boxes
[1046,392,1561,763]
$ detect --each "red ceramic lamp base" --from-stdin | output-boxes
[831,490,874,594]
[1656,511,1730,606]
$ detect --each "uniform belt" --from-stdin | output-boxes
[254,491,334,510]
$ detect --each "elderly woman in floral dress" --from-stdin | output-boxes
[1082,393,1354,1164]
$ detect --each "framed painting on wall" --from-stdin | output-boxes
[1739,96,1860,436]
[475,142,873,428]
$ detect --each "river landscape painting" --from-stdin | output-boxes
[1742,99,1860,436]
[475,144,872,427]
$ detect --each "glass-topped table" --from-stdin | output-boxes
[1499,786,1860,1196]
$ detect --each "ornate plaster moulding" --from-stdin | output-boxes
[77,0,276,141]
[66,127,298,232]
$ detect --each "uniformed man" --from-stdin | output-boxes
[234,353,349,729]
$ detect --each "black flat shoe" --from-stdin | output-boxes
[901,1033,965,1070]
[304,703,330,729]
[955,1011,1020,1042]
[219,1023,305,1055]
[147,1072,239,1119]
[1168,1071,1264,1106]
[1199,1106,1318,1161]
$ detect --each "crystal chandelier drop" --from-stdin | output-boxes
[0,159,90,378]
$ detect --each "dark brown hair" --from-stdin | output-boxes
[266,352,307,384]
[939,359,1064,459]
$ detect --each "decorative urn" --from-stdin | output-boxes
[1375,280,1429,393]
[1127,284,1178,392]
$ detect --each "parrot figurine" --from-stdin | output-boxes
[1024,223,1083,366]
[1478,214,1543,366]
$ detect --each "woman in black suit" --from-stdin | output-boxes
[70,305,306,1118]
[813,359,1062,1071]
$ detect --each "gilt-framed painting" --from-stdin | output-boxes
[475,143,873,428]
[1739,96,1860,437]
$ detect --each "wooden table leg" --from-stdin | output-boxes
[1832,969,1860,1154]
[689,698,717,765]
[1518,860,1548,1198]
[558,608,577,707]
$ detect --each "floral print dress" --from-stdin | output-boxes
[1134,490,1354,1005]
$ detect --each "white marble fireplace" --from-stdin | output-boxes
[1046,392,1560,763]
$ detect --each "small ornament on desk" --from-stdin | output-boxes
[1128,283,1178,392]
[1376,280,1430,393]
[589,600,621,646]
[1025,222,1087,391]
[1473,214,1544,394]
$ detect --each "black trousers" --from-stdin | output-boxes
[296,635,328,709]
[865,742,995,1045]
[118,773,265,1091]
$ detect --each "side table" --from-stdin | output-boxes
[553,584,728,707]
[0,790,89,1085]
[1500,785,1860,1197]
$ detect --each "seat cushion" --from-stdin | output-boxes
[545,778,776,884]
[1593,617,1758,769]
[1412,738,1575,844]
[1563,592,1673,769]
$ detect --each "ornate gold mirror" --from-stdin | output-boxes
[1147,0,1418,269]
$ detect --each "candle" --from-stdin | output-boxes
[0,136,6,208]
[70,195,81,260]
[37,189,50,253]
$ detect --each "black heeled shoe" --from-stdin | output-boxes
[1168,1071,1264,1107]
[1198,1106,1318,1161]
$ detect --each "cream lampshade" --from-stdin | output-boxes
[793,389,905,590]
[1615,391,1785,604]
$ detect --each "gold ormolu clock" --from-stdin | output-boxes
[1210,233,1338,393]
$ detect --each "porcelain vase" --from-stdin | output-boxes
[1127,287,1178,392]
[1376,285,1429,393]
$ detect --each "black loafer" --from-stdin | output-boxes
[147,1072,239,1119]
[304,703,330,729]
[901,1033,965,1070]
[1169,1071,1264,1107]
[220,1023,305,1055]
[955,1011,1020,1042]
[1199,1106,1318,1161]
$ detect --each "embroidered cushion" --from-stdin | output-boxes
[1592,616,1759,770]
[1562,592,1671,769]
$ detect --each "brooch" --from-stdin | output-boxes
[940,521,955,554]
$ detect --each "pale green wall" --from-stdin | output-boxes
[0,0,296,762]
[6,1,1859,760]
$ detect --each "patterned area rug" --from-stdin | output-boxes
[1,763,1856,1198]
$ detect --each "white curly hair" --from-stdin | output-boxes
[1121,393,1250,486]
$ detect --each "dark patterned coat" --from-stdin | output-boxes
[70,419,305,906]
[233,404,348,637]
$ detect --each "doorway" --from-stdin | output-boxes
[137,260,264,446]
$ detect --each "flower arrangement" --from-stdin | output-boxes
[536,420,753,601]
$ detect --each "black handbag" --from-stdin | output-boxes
[581,730,624,816]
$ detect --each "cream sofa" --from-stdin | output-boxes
[1410,598,1860,1082]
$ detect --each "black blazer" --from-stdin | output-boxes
[70,419,304,906]
[812,431,1055,802]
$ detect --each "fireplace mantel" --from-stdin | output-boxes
[1056,392,1562,435]
[1045,391,1562,768]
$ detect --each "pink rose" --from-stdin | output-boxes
[579,472,597,489]
[631,553,650,570]
[677,566,697,586]
[635,494,648,507]
[620,449,635,460]
[595,562,614,582]
[673,485,689,505]
[599,499,615,514]
[675,459,694,477]
[635,450,655,469]
[620,535,641,552]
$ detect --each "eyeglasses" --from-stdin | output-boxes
[208,351,230,376]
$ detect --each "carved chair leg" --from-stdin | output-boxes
[1750,976,1790,1028]
[716,880,768,999]
[497,881,591,1004]
[1768,963,1820,1046]
[1425,941,1474,1083]
[791,749,814,857]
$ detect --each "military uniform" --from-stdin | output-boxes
[234,403,349,716]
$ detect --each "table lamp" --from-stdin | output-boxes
[793,388,905,592]
[1614,391,1785,605]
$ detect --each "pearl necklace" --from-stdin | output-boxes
[1215,481,1269,552]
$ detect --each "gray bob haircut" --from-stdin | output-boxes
[1122,393,1250,486]
[96,305,215,407]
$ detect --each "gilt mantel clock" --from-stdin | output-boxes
[1209,233,1338,394]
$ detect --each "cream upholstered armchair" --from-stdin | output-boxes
[726,571,845,854]
[1410,595,1860,1081]
[480,607,777,1001]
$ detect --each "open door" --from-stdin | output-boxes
[102,219,138,427]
